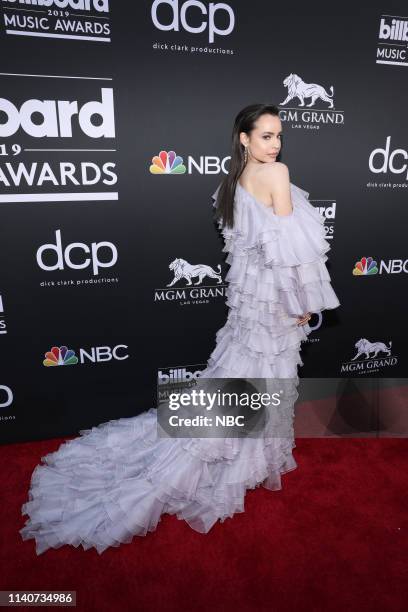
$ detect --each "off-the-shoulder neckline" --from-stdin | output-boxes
[237,181,294,217]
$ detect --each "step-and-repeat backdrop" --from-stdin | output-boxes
[1,2,407,443]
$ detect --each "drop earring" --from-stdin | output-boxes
[244,145,248,165]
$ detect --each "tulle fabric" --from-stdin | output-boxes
[20,408,297,555]
[202,181,340,380]
[20,180,340,555]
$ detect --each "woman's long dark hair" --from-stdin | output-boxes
[214,103,282,229]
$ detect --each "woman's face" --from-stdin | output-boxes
[240,113,282,164]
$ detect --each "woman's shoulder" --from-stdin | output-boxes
[211,170,313,220]
[258,161,290,184]
[262,160,289,172]
[255,163,311,204]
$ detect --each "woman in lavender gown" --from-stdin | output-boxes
[20,104,340,555]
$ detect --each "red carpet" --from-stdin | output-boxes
[1,434,407,612]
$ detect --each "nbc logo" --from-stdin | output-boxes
[43,343,129,366]
[43,346,78,367]
[353,257,378,276]
[150,150,186,174]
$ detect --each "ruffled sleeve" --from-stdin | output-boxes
[211,181,340,318]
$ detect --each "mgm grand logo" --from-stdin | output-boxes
[155,257,227,305]
[278,73,344,126]
[340,338,397,375]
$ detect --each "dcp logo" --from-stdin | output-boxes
[36,230,118,276]
[0,385,13,408]
[369,136,408,178]
[151,0,235,43]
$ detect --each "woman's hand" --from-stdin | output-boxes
[296,312,312,326]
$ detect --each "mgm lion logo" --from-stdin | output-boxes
[167,258,222,287]
[280,73,334,108]
[351,338,392,360]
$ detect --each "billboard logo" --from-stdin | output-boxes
[377,16,408,66]
[2,0,111,42]
[378,16,408,42]
[2,0,109,10]
[0,88,115,139]
[157,363,206,403]
[158,366,204,384]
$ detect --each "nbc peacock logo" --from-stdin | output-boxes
[352,256,378,276]
[149,150,186,174]
[43,346,78,367]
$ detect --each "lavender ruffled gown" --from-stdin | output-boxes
[20,181,340,555]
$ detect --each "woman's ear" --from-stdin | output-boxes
[239,132,247,147]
